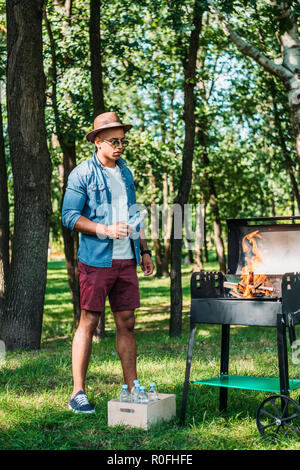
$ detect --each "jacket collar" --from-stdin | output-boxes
[93,150,126,169]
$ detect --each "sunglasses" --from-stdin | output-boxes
[102,139,129,148]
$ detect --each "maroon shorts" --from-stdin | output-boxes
[78,259,140,313]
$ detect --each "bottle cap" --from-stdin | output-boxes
[122,384,128,389]
[133,379,139,384]
[150,382,155,387]
[140,385,145,391]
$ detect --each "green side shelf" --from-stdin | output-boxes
[191,375,300,393]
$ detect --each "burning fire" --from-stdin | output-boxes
[232,230,273,298]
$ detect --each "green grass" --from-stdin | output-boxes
[1,260,300,450]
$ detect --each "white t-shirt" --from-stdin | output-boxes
[105,165,134,259]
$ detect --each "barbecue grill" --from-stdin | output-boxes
[180,216,300,439]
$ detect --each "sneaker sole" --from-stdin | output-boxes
[68,405,95,414]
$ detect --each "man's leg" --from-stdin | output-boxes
[113,309,137,391]
[71,309,100,397]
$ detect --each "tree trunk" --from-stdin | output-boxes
[89,0,105,117]
[88,0,106,337]
[0,98,9,303]
[193,204,204,272]
[146,163,163,277]
[64,0,72,17]
[54,135,80,324]
[161,87,176,277]
[270,78,300,210]
[44,7,81,327]
[94,312,105,338]
[161,173,172,277]
[184,206,194,264]
[206,165,226,273]
[287,81,300,195]
[292,190,295,217]
[271,197,276,218]
[196,126,226,273]
[170,3,202,337]
[203,203,209,263]
[211,206,226,272]
[280,17,300,182]
[59,138,81,325]
[0,0,52,350]
[254,18,300,214]
[154,75,170,277]
[170,217,183,336]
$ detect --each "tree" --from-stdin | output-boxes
[169,0,203,337]
[90,0,105,117]
[194,31,229,273]
[44,1,84,325]
[0,97,9,301]
[89,0,106,338]
[208,0,300,209]
[0,4,9,304]
[0,0,52,349]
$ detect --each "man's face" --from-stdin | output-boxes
[94,128,126,163]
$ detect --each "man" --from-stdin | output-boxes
[62,111,154,414]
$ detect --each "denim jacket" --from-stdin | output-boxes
[61,151,141,267]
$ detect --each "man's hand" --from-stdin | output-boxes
[141,254,154,276]
[105,221,133,239]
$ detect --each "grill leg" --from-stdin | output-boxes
[219,324,230,412]
[277,314,289,413]
[180,323,196,426]
[288,325,296,346]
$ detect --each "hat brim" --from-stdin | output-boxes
[86,123,132,143]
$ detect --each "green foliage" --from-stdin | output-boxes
[43,0,300,251]
[1,0,298,257]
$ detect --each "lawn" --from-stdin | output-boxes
[0,260,300,450]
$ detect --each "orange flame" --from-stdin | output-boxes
[232,230,272,298]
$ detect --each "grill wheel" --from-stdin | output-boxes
[256,394,300,440]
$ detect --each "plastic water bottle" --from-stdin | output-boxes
[118,384,131,402]
[128,209,148,229]
[131,380,140,403]
[148,382,159,402]
[138,386,149,404]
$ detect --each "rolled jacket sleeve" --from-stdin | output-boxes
[61,170,87,231]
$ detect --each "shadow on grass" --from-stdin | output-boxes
[46,260,191,304]
[0,321,277,396]
[0,321,218,396]
[0,363,269,451]
[1,325,297,450]
[47,261,66,270]
[2,261,298,449]
[1,377,291,450]
[139,280,190,300]
[0,407,104,450]
[45,281,73,296]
